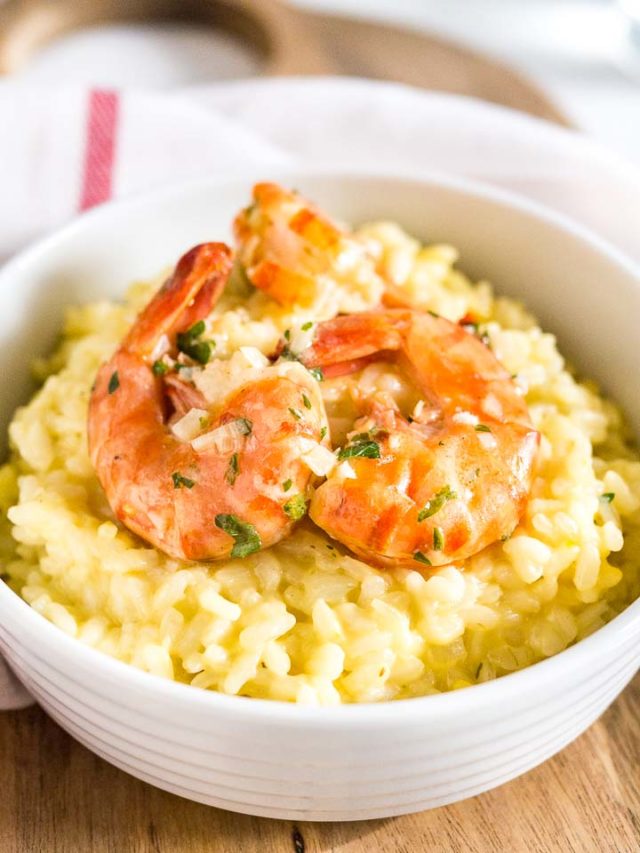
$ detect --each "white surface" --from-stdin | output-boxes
[17,24,260,87]
[0,170,638,819]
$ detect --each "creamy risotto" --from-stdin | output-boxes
[1,220,640,705]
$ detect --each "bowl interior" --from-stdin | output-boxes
[1,170,639,459]
[1,169,640,721]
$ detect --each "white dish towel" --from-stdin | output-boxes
[1,76,639,709]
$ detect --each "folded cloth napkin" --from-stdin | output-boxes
[1,76,639,708]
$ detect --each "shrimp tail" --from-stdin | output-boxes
[123,243,233,356]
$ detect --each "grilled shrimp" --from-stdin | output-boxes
[233,182,385,309]
[88,242,328,562]
[299,310,539,569]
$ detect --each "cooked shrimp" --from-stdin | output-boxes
[88,242,328,562]
[299,310,539,569]
[233,182,385,310]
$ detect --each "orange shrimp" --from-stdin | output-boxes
[300,310,539,569]
[88,243,328,562]
[233,182,384,308]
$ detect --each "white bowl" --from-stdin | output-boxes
[1,170,639,821]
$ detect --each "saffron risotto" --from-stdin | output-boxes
[2,221,640,705]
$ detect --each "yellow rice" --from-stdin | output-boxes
[1,220,640,705]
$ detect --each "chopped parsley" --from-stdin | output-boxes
[186,320,205,337]
[284,329,291,341]
[283,494,308,521]
[433,527,444,551]
[301,321,313,331]
[337,436,381,461]
[235,417,253,435]
[279,346,300,363]
[601,492,615,503]
[428,310,440,318]
[177,320,214,365]
[302,393,312,410]
[289,407,302,421]
[413,551,432,566]
[320,426,327,441]
[308,367,324,382]
[214,514,261,558]
[225,453,239,486]
[418,485,457,521]
[282,479,293,492]
[108,371,120,394]
[474,424,492,433]
[152,359,169,376]
[171,472,195,489]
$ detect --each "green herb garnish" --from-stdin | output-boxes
[279,346,300,363]
[283,494,308,521]
[186,320,205,338]
[302,393,312,410]
[413,551,432,566]
[319,426,327,441]
[308,367,324,382]
[214,514,261,558]
[337,437,381,461]
[172,472,195,489]
[284,329,291,341]
[433,527,444,551]
[236,417,253,435]
[417,485,456,521]
[225,453,239,486]
[289,407,302,421]
[108,371,120,394]
[177,320,214,364]
[282,479,293,492]
[152,359,169,376]
[474,424,492,433]
[601,492,615,503]
[301,321,313,331]
[428,310,440,318]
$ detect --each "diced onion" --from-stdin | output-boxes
[286,437,336,476]
[477,431,498,451]
[171,408,209,442]
[336,461,357,480]
[452,411,478,426]
[289,323,316,355]
[238,346,269,368]
[191,420,248,454]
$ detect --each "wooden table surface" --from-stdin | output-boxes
[1,4,639,852]
[1,672,639,852]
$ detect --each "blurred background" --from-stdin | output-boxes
[2,0,639,162]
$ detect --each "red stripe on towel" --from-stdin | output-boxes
[79,89,119,211]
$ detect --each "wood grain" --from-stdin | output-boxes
[1,672,638,852]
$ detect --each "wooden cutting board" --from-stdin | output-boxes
[2,1,638,851]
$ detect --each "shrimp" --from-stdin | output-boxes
[88,242,328,562]
[299,310,539,569]
[233,182,385,310]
